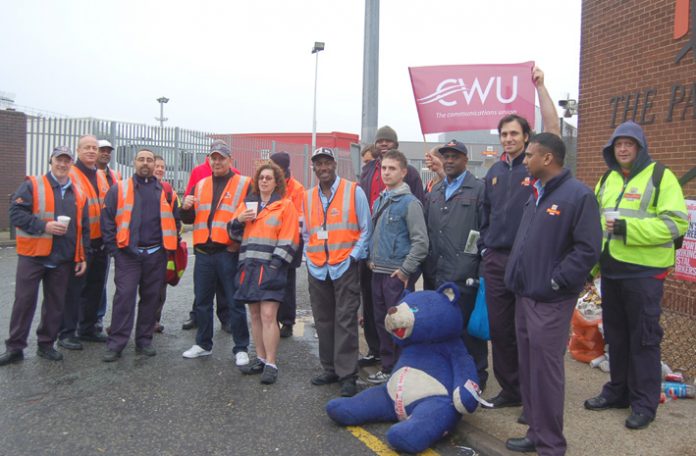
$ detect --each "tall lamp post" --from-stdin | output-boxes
[311,42,325,154]
[156,96,169,129]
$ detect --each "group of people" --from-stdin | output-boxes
[0,66,688,456]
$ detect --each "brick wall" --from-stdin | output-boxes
[0,110,27,231]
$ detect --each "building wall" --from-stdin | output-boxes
[226,131,359,152]
[0,110,27,231]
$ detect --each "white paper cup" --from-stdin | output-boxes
[245,202,258,217]
[604,211,620,222]
[57,215,71,227]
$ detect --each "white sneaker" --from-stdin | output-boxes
[183,345,212,359]
[367,370,391,384]
[235,351,250,366]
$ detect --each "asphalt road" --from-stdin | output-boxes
[0,248,481,456]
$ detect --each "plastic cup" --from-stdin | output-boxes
[245,202,258,217]
[57,215,71,227]
[604,211,620,222]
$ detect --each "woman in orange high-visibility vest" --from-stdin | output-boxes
[228,163,299,385]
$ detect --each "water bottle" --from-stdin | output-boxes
[662,382,695,398]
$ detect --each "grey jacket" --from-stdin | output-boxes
[423,171,484,292]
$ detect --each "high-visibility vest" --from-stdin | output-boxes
[114,177,178,251]
[595,162,688,268]
[97,167,121,186]
[232,197,299,263]
[285,177,305,214]
[16,175,86,262]
[70,166,109,239]
[192,174,250,246]
[304,178,361,267]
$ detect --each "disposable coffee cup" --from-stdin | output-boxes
[604,211,620,222]
[57,215,71,227]
[245,202,258,217]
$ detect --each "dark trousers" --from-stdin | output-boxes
[188,281,230,326]
[516,295,575,456]
[155,282,168,323]
[5,257,71,351]
[308,262,361,380]
[277,267,297,326]
[193,251,249,353]
[359,260,380,356]
[482,249,520,401]
[60,248,108,339]
[600,276,663,418]
[371,272,414,372]
[458,289,489,388]
[107,249,166,352]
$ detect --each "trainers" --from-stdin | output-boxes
[183,345,212,359]
[235,351,250,366]
[37,345,63,361]
[366,370,391,384]
[240,358,265,375]
[260,365,279,384]
[358,353,381,367]
[279,324,294,338]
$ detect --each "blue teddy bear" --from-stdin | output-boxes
[326,283,481,453]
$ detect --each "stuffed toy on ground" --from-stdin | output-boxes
[326,282,482,453]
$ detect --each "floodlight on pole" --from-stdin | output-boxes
[311,42,325,154]
[156,96,169,129]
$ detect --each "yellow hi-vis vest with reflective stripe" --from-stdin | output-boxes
[595,162,688,268]
[114,177,178,251]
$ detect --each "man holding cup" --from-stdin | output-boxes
[0,146,89,365]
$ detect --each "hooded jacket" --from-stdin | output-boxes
[595,121,688,278]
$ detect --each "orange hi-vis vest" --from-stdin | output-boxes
[114,177,178,251]
[285,177,305,214]
[232,197,299,264]
[16,175,86,262]
[193,173,251,246]
[97,167,121,186]
[70,166,109,239]
[304,178,360,267]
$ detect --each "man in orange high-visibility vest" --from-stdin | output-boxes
[100,149,180,362]
[0,146,89,366]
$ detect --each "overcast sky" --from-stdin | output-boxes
[1,0,581,142]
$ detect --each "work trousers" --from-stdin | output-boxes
[193,251,249,353]
[107,248,166,352]
[600,276,663,418]
[5,257,71,351]
[482,249,520,401]
[277,266,297,326]
[60,247,108,339]
[516,295,575,456]
[308,262,361,380]
[371,272,415,373]
[359,260,380,356]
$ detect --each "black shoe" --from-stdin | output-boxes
[506,437,536,453]
[517,412,528,425]
[340,378,358,397]
[37,345,63,361]
[240,358,265,375]
[58,338,83,351]
[0,350,24,366]
[260,365,279,385]
[625,412,654,430]
[102,349,121,362]
[483,393,522,409]
[358,353,381,367]
[279,324,294,338]
[78,331,107,343]
[135,345,157,357]
[584,395,630,411]
[311,371,340,386]
[181,318,197,330]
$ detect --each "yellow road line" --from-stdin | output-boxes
[346,426,440,456]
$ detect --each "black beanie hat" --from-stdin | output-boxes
[270,152,291,178]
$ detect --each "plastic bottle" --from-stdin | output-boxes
[662,382,695,398]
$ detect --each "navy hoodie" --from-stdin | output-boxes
[505,169,602,303]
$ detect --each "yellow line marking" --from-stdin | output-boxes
[346,426,440,456]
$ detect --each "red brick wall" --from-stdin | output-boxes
[0,110,27,231]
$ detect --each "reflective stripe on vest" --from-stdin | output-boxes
[237,198,299,263]
[192,174,250,246]
[69,167,108,239]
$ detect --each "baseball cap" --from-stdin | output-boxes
[311,147,335,161]
[98,139,114,150]
[210,141,231,157]
[439,140,468,155]
[51,146,73,160]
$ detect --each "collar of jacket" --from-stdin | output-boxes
[537,168,572,201]
[434,170,475,195]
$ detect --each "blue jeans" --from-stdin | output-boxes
[193,251,249,353]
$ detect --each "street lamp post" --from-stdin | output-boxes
[311,42,325,154]
[156,96,169,129]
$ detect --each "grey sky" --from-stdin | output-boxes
[1,0,581,141]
